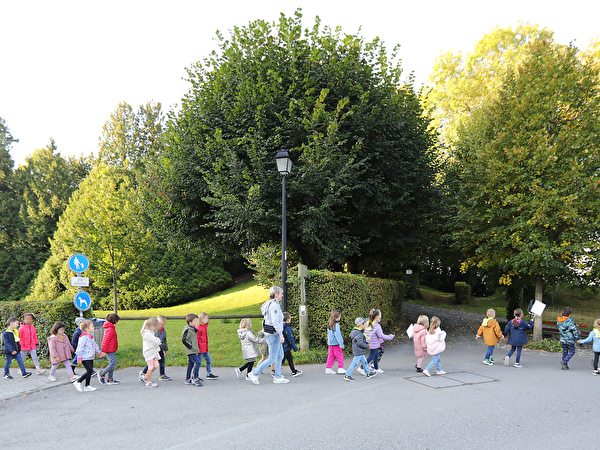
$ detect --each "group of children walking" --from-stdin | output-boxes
[5,303,600,389]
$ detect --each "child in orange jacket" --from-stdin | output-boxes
[476,308,504,365]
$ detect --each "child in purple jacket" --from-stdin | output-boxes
[364,309,394,374]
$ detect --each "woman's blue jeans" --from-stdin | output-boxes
[253,333,283,378]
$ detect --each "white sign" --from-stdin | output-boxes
[530,300,546,317]
[406,269,413,275]
[406,324,414,339]
[299,305,307,317]
[71,277,89,287]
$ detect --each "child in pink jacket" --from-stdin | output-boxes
[47,321,77,382]
[423,316,446,377]
[412,315,429,372]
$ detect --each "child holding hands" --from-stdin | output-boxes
[47,321,77,382]
[412,315,429,372]
[73,320,105,392]
[476,308,504,365]
[423,316,446,377]
[141,317,162,388]
[503,309,534,368]
[236,318,264,380]
[578,318,600,375]
[325,309,345,374]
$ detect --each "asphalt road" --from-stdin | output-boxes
[1,342,596,449]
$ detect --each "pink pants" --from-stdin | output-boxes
[50,360,74,376]
[326,345,344,369]
[416,356,425,369]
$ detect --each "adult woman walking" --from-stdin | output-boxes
[248,286,289,384]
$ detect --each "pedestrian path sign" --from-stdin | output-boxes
[68,254,90,273]
[73,291,92,312]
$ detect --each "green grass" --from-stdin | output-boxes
[94,281,268,317]
[411,285,506,317]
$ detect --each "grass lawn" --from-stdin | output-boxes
[411,286,507,317]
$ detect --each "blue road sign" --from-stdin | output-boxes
[68,254,90,273]
[73,291,92,312]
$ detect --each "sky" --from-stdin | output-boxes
[1,0,599,166]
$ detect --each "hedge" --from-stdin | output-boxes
[0,297,92,359]
[286,270,404,347]
[454,281,471,305]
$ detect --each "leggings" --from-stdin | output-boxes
[21,349,41,368]
[507,346,522,363]
[594,352,600,370]
[281,351,297,373]
[50,361,74,376]
[239,359,255,375]
[77,360,94,386]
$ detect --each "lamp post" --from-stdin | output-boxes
[275,149,292,312]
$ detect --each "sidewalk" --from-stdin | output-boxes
[2,343,596,449]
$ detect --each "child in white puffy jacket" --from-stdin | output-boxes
[423,316,446,377]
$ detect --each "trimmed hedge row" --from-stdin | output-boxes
[455,281,471,305]
[287,271,404,347]
[0,298,91,359]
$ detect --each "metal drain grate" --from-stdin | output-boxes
[404,371,499,389]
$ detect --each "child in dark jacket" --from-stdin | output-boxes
[557,307,581,370]
[182,314,202,386]
[344,317,376,382]
[3,318,32,379]
[281,312,302,377]
[503,309,534,368]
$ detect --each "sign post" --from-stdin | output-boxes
[69,254,91,317]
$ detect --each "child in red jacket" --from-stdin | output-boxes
[19,313,46,375]
[98,313,120,385]
[197,313,218,380]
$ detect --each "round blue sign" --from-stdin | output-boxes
[73,291,92,312]
[68,254,90,273]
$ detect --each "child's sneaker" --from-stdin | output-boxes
[70,375,78,383]
[193,378,203,387]
[206,373,219,380]
[561,360,567,370]
[271,370,276,378]
[4,374,13,379]
[356,367,366,376]
[366,372,377,379]
[84,386,97,392]
[245,375,252,381]
[97,372,105,384]
[376,368,384,374]
[436,370,446,375]
[325,368,336,375]
[415,367,423,373]
[503,356,510,366]
[593,370,600,375]
[423,369,431,377]
[36,368,46,375]
[73,382,83,392]
[22,372,32,378]
[48,375,57,382]
[337,368,346,374]
[514,363,523,368]
[235,368,242,379]
[145,382,158,388]
[184,378,193,385]
[292,370,302,377]
[159,375,172,381]
[106,379,120,385]
[489,357,495,363]
[344,375,355,382]
[483,359,492,366]
[139,371,146,383]
[273,377,289,384]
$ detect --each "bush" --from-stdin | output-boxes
[0,297,92,359]
[454,281,471,305]
[286,270,404,347]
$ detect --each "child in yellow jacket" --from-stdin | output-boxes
[476,309,504,365]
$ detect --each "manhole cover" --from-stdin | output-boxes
[404,371,499,389]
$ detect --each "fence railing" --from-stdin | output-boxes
[118,314,263,321]
[542,307,599,328]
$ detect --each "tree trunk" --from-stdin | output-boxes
[111,249,118,314]
[532,275,543,342]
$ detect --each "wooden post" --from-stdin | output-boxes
[533,275,543,342]
[298,264,309,351]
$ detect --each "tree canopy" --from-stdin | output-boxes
[148,10,439,272]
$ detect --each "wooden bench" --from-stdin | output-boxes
[541,320,590,339]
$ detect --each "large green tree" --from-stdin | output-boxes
[452,41,600,340]
[148,11,438,272]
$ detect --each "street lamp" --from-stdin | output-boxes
[276,149,292,311]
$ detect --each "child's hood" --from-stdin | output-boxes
[557,316,571,323]
[413,324,426,333]
[237,328,250,340]
[103,321,115,330]
[481,317,497,327]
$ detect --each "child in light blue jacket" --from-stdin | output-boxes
[73,320,104,392]
[326,310,345,374]
[578,318,600,375]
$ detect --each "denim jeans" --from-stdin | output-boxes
[101,352,117,379]
[366,349,380,370]
[186,354,202,379]
[562,344,575,364]
[425,354,442,372]
[507,345,522,363]
[253,333,283,378]
[4,352,27,375]
[346,355,370,376]
[485,346,495,360]
[198,352,212,376]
